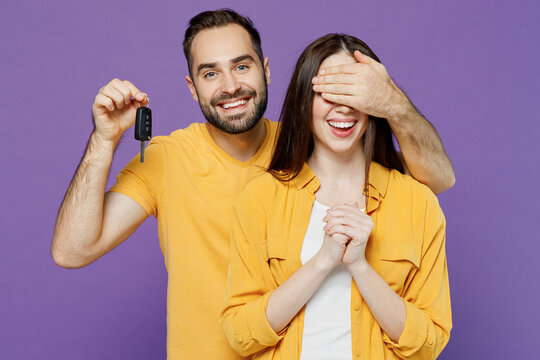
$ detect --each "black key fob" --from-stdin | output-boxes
[135,107,152,141]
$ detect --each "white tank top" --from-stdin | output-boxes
[299,201,354,360]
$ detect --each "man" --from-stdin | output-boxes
[52,9,455,359]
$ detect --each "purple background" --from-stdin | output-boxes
[1,0,539,358]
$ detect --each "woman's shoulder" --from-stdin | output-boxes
[373,162,440,210]
[373,164,445,248]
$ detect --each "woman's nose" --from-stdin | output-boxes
[333,103,354,114]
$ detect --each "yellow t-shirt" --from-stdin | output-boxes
[221,162,452,359]
[109,119,278,360]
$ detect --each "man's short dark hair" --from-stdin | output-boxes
[183,9,264,77]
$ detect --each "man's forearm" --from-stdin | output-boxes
[52,132,116,268]
[388,93,455,194]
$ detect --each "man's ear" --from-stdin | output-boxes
[185,75,199,102]
[263,57,271,86]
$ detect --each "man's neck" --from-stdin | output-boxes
[206,118,267,162]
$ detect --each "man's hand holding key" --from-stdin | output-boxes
[92,79,149,146]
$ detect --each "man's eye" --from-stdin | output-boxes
[204,72,216,78]
[236,64,248,71]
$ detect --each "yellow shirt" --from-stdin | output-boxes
[221,162,452,359]
[109,119,278,360]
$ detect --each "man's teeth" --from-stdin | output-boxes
[221,99,247,109]
[328,121,355,129]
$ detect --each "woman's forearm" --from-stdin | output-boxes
[347,262,406,343]
[266,253,334,333]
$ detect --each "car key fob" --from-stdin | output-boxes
[135,107,152,141]
[135,107,152,163]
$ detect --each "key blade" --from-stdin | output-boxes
[140,141,145,163]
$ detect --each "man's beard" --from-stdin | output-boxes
[198,81,268,135]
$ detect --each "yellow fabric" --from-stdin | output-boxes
[109,119,278,360]
[221,162,452,359]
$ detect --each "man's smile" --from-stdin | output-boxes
[217,97,251,112]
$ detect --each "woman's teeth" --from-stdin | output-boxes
[328,121,355,129]
[221,99,247,109]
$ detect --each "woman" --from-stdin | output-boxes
[221,34,451,359]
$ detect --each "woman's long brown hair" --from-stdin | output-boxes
[268,34,403,194]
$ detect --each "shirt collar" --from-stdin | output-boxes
[365,162,390,213]
[366,162,390,198]
[293,161,391,211]
[293,163,318,191]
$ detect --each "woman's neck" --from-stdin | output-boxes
[307,145,368,207]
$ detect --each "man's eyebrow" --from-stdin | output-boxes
[231,54,255,64]
[196,54,256,76]
[197,62,217,76]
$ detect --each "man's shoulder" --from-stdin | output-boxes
[155,122,205,142]
[266,118,279,138]
[147,122,209,151]
[151,119,277,147]
[267,118,278,128]
[243,170,276,190]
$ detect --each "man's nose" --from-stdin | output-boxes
[221,72,241,95]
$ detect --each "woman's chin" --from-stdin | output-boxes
[320,141,363,157]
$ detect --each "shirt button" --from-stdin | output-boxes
[355,351,361,358]
[427,337,434,345]
[236,336,244,343]
[354,305,361,311]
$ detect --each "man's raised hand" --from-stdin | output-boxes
[312,50,408,120]
[92,79,149,144]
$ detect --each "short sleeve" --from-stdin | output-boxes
[108,138,164,217]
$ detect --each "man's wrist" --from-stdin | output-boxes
[89,132,118,153]
[85,132,117,166]
[385,84,417,134]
